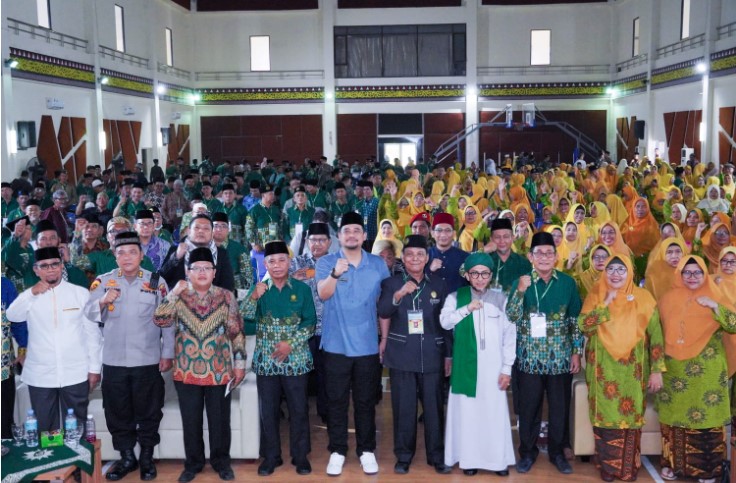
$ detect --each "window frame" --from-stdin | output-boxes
[114,4,126,52]
[36,0,51,29]
[249,35,271,72]
[632,17,640,57]
[530,29,551,66]
[165,27,174,66]
[680,0,690,39]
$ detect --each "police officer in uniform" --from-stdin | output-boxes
[85,232,173,481]
[377,235,452,475]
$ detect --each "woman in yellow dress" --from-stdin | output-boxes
[644,238,686,300]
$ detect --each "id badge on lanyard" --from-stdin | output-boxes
[407,309,424,335]
[530,312,547,338]
[268,222,278,238]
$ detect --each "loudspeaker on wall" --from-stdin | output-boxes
[634,120,645,140]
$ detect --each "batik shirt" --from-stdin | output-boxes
[506,269,583,375]
[289,254,324,335]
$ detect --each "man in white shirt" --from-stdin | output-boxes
[6,246,102,432]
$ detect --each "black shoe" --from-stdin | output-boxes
[516,457,534,474]
[434,463,452,474]
[177,470,197,483]
[72,468,82,482]
[394,462,410,474]
[553,455,573,474]
[495,470,509,476]
[139,446,157,481]
[105,449,139,481]
[258,459,283,476]
[294,459,311,475]
[463,469,478,476]
[217,467,235,481]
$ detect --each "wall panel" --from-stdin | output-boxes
[718,107,735,166]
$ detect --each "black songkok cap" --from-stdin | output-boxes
[212,212,229,223]
[35,246,61,261]
[135,209,153,220]
[188,247,214,266]
[308,222,330,237]
[340,211,363,229]
[490,218,513,232]
[264,240,289,257]
[530,232,555,250]
[403,234,428,251]
[114,231,140,248]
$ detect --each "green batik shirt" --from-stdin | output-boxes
[506,269,583,375]
[307,191,328,209]
[283,206,315,243]
[489,251,532,294]
[245,278,316,377]
[245,202,283,248]
[656,305,736,429]
[222,239,255,292]
[73,249,155,277]
[118,200,148,221]
[202,197,225,214]
[329,199,355,230]
[223,202,248,245]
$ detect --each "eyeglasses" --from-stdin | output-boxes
[682,270,704,278]
[136,221,154,227]
[467,271,491,280]
[36,261,62,271]
[605,266,627,276]
[719,259,736,267]
[189,266,214,273]
[212,224,229,230]
[531,251,556,259]
[600,230,616,236]
[592,255,609,262]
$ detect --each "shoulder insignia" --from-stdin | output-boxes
[90,279,101,291]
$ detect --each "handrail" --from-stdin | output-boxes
[6,17,88,51]
[99,45,149,68]
[656,33,705,58]
[195,70,324,81]
[477,64,609,76]
[717,21,736,40]
[616,53,648,72]
[157,62,191,81]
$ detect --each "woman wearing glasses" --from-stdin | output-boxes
[440,252,516,476]
[578,256,664,481]
[656,256,736,482]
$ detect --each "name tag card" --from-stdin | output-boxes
[530,312,547,338]
[268,222,279,237]
[407,310,424,335]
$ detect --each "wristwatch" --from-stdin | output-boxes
[330,269,340,279]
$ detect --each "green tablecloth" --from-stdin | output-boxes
[1,439,94,483]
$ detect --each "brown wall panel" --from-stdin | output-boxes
[423,113,465,159]
[201,115,323,165]
[616,116,639,162]
[103,119,113,167]
[664,110,702,164]
[719,107,735,166]
[38,115,62,179]
[337,114,377,162]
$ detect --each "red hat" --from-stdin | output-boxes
[432,212,455,228]
[409,211,432,227]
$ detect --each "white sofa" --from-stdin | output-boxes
[14,336,260,461]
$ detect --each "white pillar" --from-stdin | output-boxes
[1,24,18,178]
[463,0,479,168]
[322,0,337,158]
[700,0,720,166]
[87,0,105,166]
[644,0,660,160]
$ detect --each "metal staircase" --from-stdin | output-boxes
[432,106,604,165]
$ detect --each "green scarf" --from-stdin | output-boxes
[450,285,478,397]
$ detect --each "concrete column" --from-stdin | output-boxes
[1,16,18,178]
[699,0,720,165]
[322,0,337,159]
[87,0,105,167]
[644,0,660,160]
[463,0,479,168]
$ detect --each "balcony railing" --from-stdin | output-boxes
[717,21,736,40]
[99,45,149,68]
[477,64,609,76]
[7,17,88,51]
[195,70,325,82]
[157,62,191,81]
[656,33,705,58]
[616,53,648,72]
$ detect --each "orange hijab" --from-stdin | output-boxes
[701,222,736,273]
[658,256,736,375]
[622,197,660,256]
[715,247,736,302]
[605,193,629,227]
[644,238,687,300]
[582,256,656,360]
[598,221,633,258]
[681,208,704,244]
[648,223,688,268]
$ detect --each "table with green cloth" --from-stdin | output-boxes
[1,439,95,483]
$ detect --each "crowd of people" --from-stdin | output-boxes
[1,150,736,482]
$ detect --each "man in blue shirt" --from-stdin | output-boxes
[427,212,468,294]
[316,212,389,477]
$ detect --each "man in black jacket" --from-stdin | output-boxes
[160,214,235,292]
[377,235,452,475]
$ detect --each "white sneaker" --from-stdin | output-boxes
[360,452,379,475]
[326,452,345,476]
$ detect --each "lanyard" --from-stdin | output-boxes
[533,273,554,309]
[405,275,426,310]
[495,256,506,285]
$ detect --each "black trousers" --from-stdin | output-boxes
[174,382,231,473]
[257,374,310,462]
[389,369,444,465]
[516,370,572,461]
[28,381,89,433]
[307,336,327,421]
[323,351,380,457]
[1,376,16,439]
[102,364,164,451]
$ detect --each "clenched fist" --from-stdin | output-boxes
[333,258,350,277]
[517,275,532,293]
[251,282,268,301]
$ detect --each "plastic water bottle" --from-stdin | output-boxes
[24,409,38,447]
[64,409,77,443]
[84,414,96,443]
